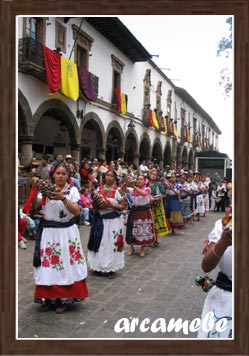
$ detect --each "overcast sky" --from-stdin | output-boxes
[119,15,233,159]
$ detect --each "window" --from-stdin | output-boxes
[23,17,46,43]
[143,69,151,108]
[76,45,88,69]
[111,54,124,104]
[55,20,67,53]
[72,24,94,69]
[156,81,162,111]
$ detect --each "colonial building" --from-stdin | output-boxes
[18,16,221,169]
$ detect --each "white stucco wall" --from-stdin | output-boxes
[18,16,219,157]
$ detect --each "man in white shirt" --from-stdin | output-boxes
[216,180,227,212]
[139,160,149,177]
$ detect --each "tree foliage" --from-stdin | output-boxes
[217,17,232,98]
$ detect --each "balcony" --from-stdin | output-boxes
[18,37,99,97]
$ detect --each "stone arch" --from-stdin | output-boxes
[139,132,151,162]
[32,99,79,145]
[182,146,188,169]
[151,137,163,164]
[188,149,194,170]
[124,130,139,165]
[176,144,183,169]
[18,89,33,136]
[81,112,105,160]
[163,141,172,167]
[106,121,125,162]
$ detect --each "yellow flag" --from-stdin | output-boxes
[163,117,167,134]
[152,111,159,129]
[60,56,79,101]
[173,123,178,138]
[121,92,127,114]
[188,130,191,142]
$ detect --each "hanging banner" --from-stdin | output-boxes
[60,56,79,101]
[42,45,61,93]
[121,92,127,114]
[152,111,159,129]
[78,66,96,102]
[148,109,154,127]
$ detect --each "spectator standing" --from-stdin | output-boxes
[79,186,93,225]
[36,156,52,180]
[216,180,227,212]
[80,161,90,186]
[139,160,149,178]
[98,159,108,185]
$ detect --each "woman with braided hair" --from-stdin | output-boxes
[30,163,88,314]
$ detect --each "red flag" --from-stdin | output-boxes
[42,45,61,93]
[114,89,122,111]
[148,109,154,127]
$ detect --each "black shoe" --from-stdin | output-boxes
[107,271,116,279]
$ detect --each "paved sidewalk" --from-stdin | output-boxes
[18,211,223,339]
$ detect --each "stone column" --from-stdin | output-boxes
[97,146,107,160]
[132,153,139,167]
[171,138,177,170]
[19,135,35,166]
[70,143,81,163]
[118,151,125,161]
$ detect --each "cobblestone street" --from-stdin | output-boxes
[18,211,223,339]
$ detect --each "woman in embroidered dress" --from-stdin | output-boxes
[148,169,169,244]
[31,163,88,314]
[87,170,126,279]
[124,175,156,257]
[198,205,232,338]
[179,174,193,224]
[163,174,184,234]
[192,175,205,221]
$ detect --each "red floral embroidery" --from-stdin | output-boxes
[45,247,53,256]
[68,238,85,265]
[113,230,124,252]
[40,242,63,271]
[42,258,50,267]
[51,255,60,265]
[69,245,76,254]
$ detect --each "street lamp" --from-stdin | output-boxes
[127,120,135,131]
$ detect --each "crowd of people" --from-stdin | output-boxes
[18,154,233,331]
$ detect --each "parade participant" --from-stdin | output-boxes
[192,175,205,221]
[148,169,169,243]
[198,205,232,338]
[87,170,126,279]
[216,180,227,212]
[31,163,88,314]
[202,175,210,214]
[179,174,193,224]
[163,174,184,234]
[124,175,156,257]
[208,177,217,210]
